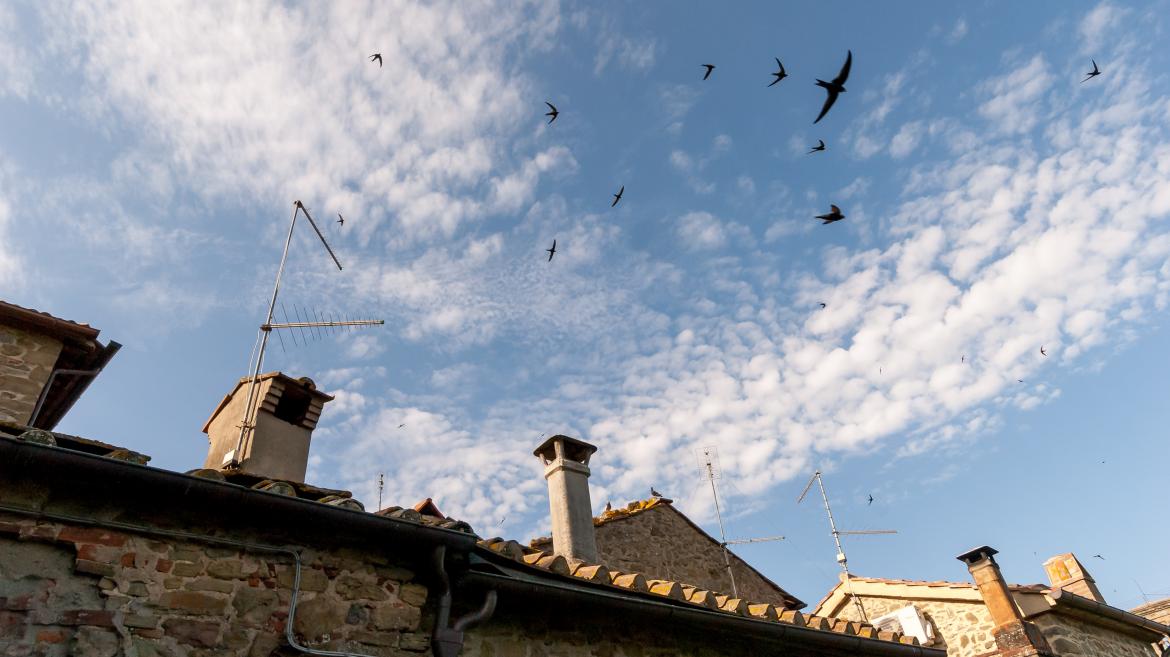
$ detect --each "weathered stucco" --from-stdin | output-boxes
[0,325,63,426]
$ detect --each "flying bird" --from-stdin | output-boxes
[815,204,845,224]
[604,501,612,513]
[337,213,344,226]
[808,139,826,154]
[650,486,662,497]
[397,424,405,429]
[701,64,716,80]
[544,101,559,124]
[1082,59,1101,83]
[1040,346,1047,356]
[546,239,557,262]
[611,185,624,207]
[962,355,966,363]
[819,302,827,309]
[814,49,852,124]
[369,53,382,67]
[867,494,874,506]
[769,58,788,87]
[1093,554,1105,560]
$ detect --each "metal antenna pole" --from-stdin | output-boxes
[231,202,301,467]
[377,473,385,512]
[707,459,739,598]
[798,470,894,623]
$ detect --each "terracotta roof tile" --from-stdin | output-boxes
[748,603,778,620]
[847,575,1047,593]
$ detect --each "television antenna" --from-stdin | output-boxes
[377,473,385,512]
[697,446,785,599]
[229,200,384,468]
[797,470,897,623]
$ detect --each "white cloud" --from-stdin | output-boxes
[676,211,747,251]
[949,18,969,44]
[1080,3,1127,52]
[889,121,923,159]
[977,55,1052,134]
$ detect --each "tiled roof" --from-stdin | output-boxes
[0,420,149,464]
[478,536,918,647]
[0,299,100,341]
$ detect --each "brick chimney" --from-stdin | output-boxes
[957,546,1054,656]
[201,372,333,482]
[534,435,598,563]
[1043,553,1104,603]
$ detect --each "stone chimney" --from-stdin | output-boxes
[534,434,598,563]
[1043,553,1105,602]
[957,546,1054,656]
[201,372,333,482]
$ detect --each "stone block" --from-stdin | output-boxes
[232,587,280,626]
[399,632,429,652]
[372,603,421,631]
[122,613,159,629]
[171,561,203,577]
[398,583,427,606]
[162,618,222,648]
[207,559,245,580]
[335,574,389,601]
[74,559,116,577]
[293,596,347,641]
[58,609,116,627]
[185,577,235,594]
[277,566,328,592]
[70,626,119,657]
[159,591,228,615]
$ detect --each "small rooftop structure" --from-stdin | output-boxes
[201,371,333,482]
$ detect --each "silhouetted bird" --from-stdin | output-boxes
[1082,59,1101,83]
[1040,346,1047,356]
[962,355,966,363]
[815,204,844,224]
[1018,379,1024,383]
[650,486,662,497]
[814,50,852,123]
[545,101,559,124]
[819,302,827,309]
[546,239,557,262]
[1093,554,1105,560]
[769,58,788,87]
[808,139,826,154]
[369,53,382,67]
[604,501,612,513]
[612,185,624,207]
[867,494,874,506]
[397,424,405,429]
[337,213,344,226]
[701,64,716,80]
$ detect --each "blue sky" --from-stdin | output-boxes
[3,1,1169,609]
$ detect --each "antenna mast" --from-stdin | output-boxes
[698,447,738,598]
[377,473,385,512]
[229,200,383,468]
[798,470,897,623]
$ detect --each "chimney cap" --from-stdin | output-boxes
[956,545,998,565]
[533,434,597,462]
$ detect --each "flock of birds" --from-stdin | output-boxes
[359,49,1103,264]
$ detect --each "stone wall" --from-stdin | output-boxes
[833,596,998,657]
[590,506,795,607]
[0,325,62,426]
[1031,613,1158,657]
[0,512,429,656]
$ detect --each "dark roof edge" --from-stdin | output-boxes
[0,436,477,552]
[34,340,121,431]
[462,564,940,657]
[1046,588,1170,639]
[0,300,101,344]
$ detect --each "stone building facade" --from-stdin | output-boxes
[0,301,119,430]
[531,497,803,609]
[815,554,1168,657]
[0,424,936,657]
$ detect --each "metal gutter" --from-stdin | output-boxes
[1047,588,1170,639]
[461,566,942,657]
[0,437,478,552]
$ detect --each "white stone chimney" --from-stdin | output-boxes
[534,434,598,563]
[1043,553,1105,602]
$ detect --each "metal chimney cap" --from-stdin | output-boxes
[533,434,597,462]
[956,545,998,565]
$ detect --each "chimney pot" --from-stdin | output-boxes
[1043,553,1105,603]
[535,435,598,563]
